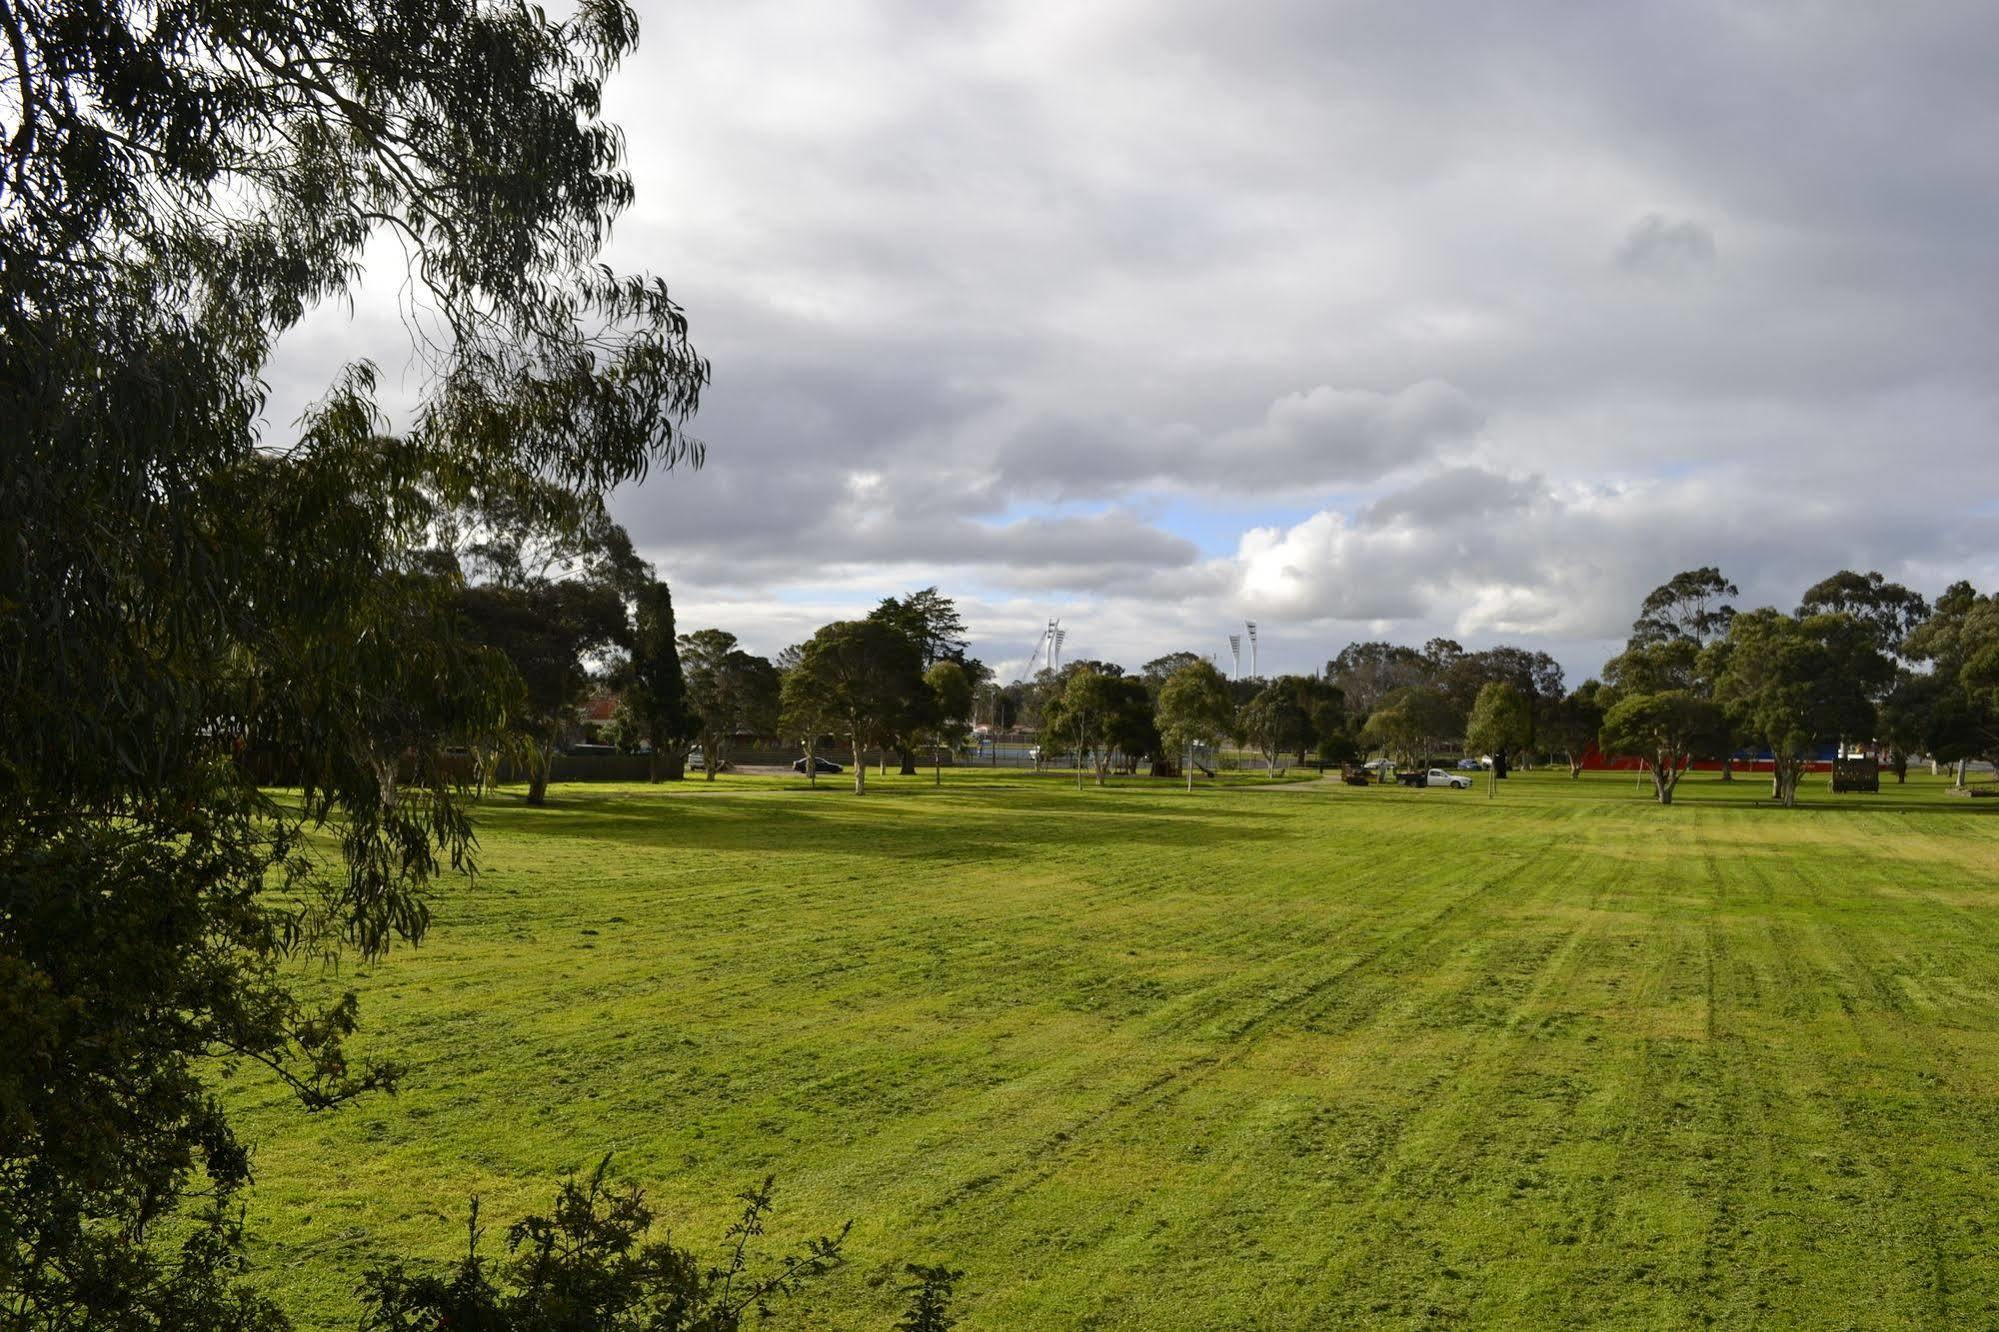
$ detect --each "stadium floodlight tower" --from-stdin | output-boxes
[1245,621,1259,680]
[1228,634,1242,682]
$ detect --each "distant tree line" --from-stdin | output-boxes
[692,564,1999,812]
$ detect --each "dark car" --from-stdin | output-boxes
[793,756,844,773]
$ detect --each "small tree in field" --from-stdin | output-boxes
[1598,690,1723,805]
[1155,661,1237,792]
[1546,681,1606,777]
[786,621,925,795]
[1360,685,1458,771]
[1464,681,1532,778]
[1710,609,1890,806]
[681,629,781,780]
[923,661,975,786]
[1237,681,1313,777]
[1045,668,1124,787]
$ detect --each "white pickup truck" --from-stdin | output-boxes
[1395,767,1473,789]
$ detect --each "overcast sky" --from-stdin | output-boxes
[271,0,1999,685]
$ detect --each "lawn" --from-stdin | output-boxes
[227,768,1999,1329]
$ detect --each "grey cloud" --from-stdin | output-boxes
[269,0,1999,686]
[994,379,1484,502]
[1617,215,1717,275]
[1358,466,1542,529]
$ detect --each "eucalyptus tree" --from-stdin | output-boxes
[1905,581,1999,782]
[923,660,976,785]
[1797,570,1929,657]
[1325,641,1432,723]
[1464,681,1532,777]
[1797,570,1930,776]
[1547,681,1607,777]
[1155,661,1236,792]
[786,621,926,795]
[1598,692,1726,805]
[1237,679,1315,776]
[868,589,966,772]
[1630,567,1740,648]
[1359,686,1460,771]
[2,0,708,1322]
[680,629,781,779]
[458,573,632,804]
[1710,610,1890,806]
[1044,668,1126,788]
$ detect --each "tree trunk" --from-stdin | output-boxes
[899,746,918,777]
[1186,745,1195,793]
[1719,755,1733,783]
[525,735,555,806]
[1771,756,1799,807]
[934,745,942,786]
[1567,753,1583,779]
[853,734,866,795]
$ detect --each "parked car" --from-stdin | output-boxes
[793,756,844,774]
[1427,767,1473,789]
[1456,758,1481,770]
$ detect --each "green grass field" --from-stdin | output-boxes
[227,768,1999,1329]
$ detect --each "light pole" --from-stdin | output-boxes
[1245,621,1259,680]
[1228,634,1241,682]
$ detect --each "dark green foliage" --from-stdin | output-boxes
[623,582,696,780]
[1440,648,1564,753]
[785,621,928,794]
[358,1161,847,1331]
[1547,681,1607,776]
[1155,660,1236,790]
[869,588,970,667]
[1360,686,1460,770]
[868,592,966,772]
[1904,581,1999,775]
[2,0,706,1322]
[1325,642,1433,720]
[1237,678,1317,775]
[1464,681,1532,776]
[1629,567,1739,648]
[680,630,782,780]
[1710,610,1892,806]
[459,576,632,805]
[1797,570,1929,658]
[1598,690,1725,804]
[1043,668,1129,787]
